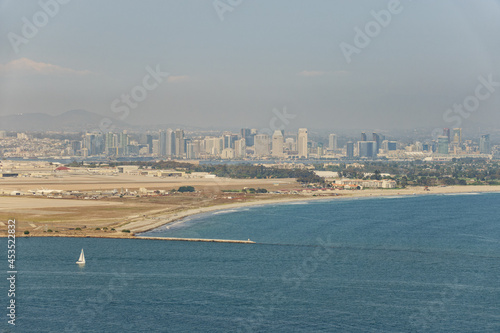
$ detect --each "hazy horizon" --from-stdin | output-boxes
[1,0,500,130]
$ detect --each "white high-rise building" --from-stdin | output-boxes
[285,137,295,151]
[175,129,184,157]
[235,138,246,158]
[159,130,167,156]
[166,128,174,156]
[272,130,284,157]
[186,140,202,159]
[152,139,160,155]
[204,137,223,155]
[221,148,235,159]
[254,134,270,156]
[329,134,337,150]
[298,128,308,158]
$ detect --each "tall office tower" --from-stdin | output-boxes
[223,133,238,149]
[285,137,295,151]
[0,130,6,138]
[105,132,116,151]
[175,129,184,157]
[204,137,218,155]
[272,130,284,157]
[118,131,129,149]
[240,128,253,146]
[235,138,246,158]
[83,133,97,156]
[346,141,354,159]
[96,133,106,155]
[438,136,449,154]
[452,128,462,144]
[317,143,324,157]
[381,140,397,151]
[247,134,255,147]
[159,130,167,156]
[480,134,491,154]
[329,134,338,150]
[71,141,81,155]
[361,132,367,141]
[298,128,308,158]
[166,128,175,156]
[240,128,250,138]
[358,141,376,158]
[152,139,160,155]
[241,128,254,146]
[186,140,202,159]
[443,128,451,143]
[146,135,153,153]
[222,133,231,149]
[254,134,270,156]
[372,133,382,153]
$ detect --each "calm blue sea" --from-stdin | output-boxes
[2,193,500,332]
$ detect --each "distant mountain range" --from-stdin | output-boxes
[0,110,217,133]
[0,110,132,132]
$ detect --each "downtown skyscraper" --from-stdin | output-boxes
[298,128,308,158]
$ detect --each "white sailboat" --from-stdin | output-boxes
[76,249,86,265]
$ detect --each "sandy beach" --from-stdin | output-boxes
[120,185,500,234]
[3,184,500,238]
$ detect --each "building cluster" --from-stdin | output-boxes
[0,127,497,160]
[436,128,491,155]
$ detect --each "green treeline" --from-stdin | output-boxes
[102,161,324,183]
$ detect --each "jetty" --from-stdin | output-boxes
[17,234,256,244]
[135,236,255,244]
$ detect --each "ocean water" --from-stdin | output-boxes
[2,193,500,332]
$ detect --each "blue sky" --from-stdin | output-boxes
[1,0,499,130]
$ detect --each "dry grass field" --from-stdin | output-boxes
[0,174,298,236]
[1,172,499,238]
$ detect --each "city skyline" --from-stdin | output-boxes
[2,3,500,332]
[0,125,496,160]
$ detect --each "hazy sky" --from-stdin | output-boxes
[1,0,499,130]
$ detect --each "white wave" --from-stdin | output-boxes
[443,192,481,196]
[212,209,239,215]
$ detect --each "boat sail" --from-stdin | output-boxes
[76,249,86,264]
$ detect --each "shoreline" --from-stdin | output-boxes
[9,185,500,240]
[127,185,500,234]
